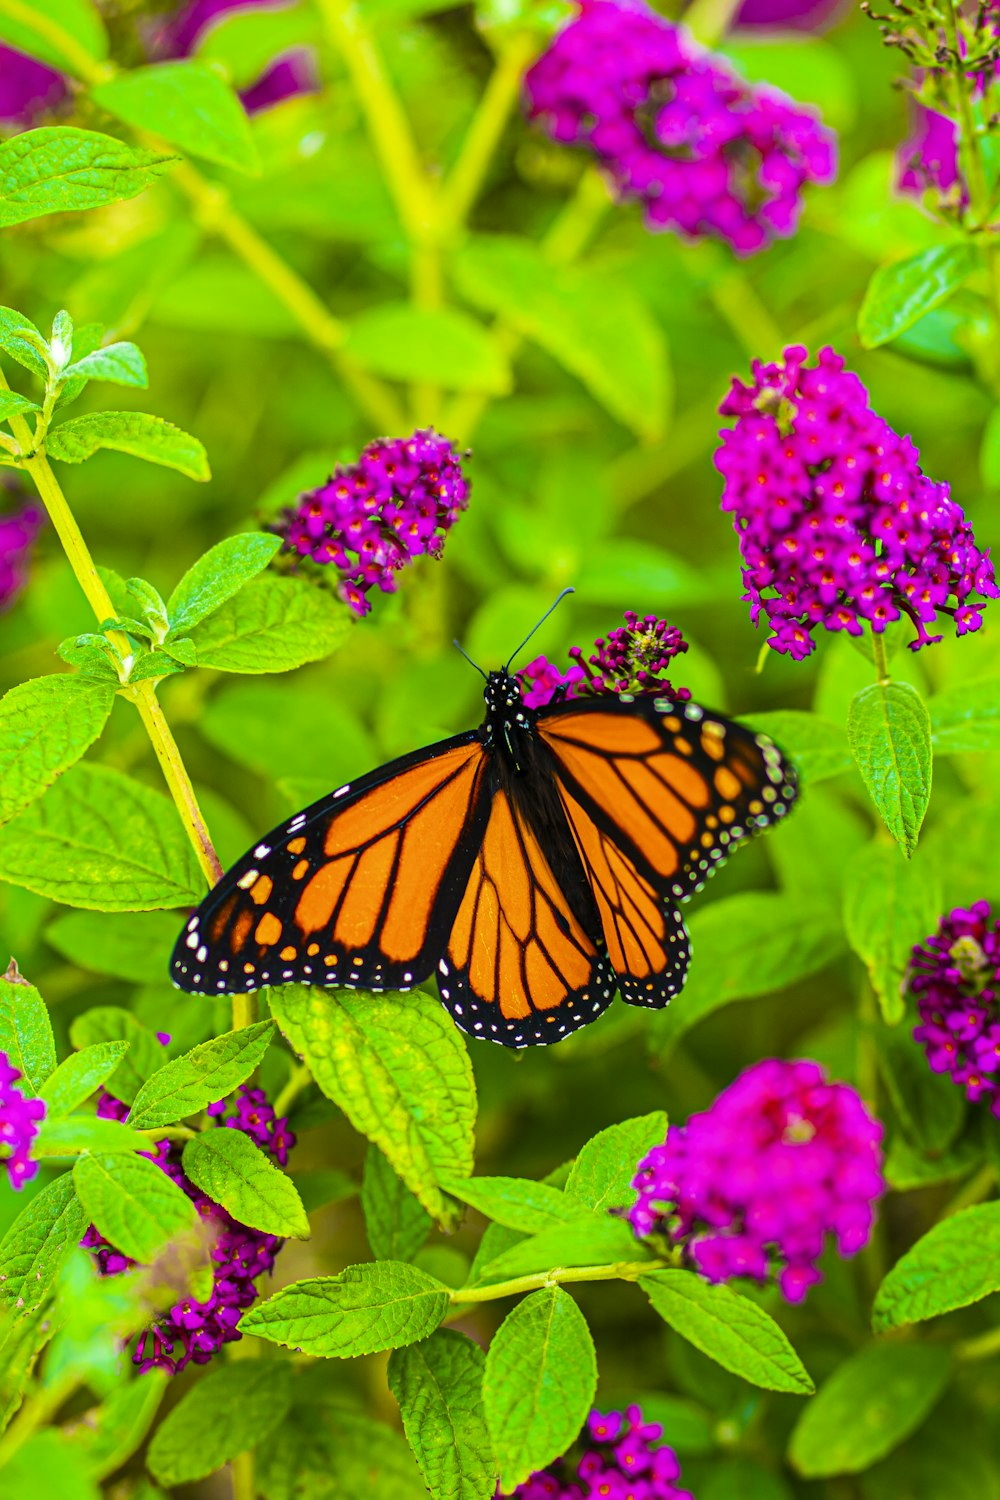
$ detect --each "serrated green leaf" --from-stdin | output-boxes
[242,1263,450,1356]
[0,1174,88,1316]
[738,710,852,786]
[0,128,173,228]
[167,532,282,633]
[73,1152,200,1263]
[256,1396,426,1500]
[0,0,108,73]
[270,986,474,1226]
[843,841,941,1024]
[872,1202,1000,1331]
[0,306,48,379]
[69,1007,165,1105]
[146,1360,292,1485]
[788,1342,951,1476]
[0,675,116,828]
[484,1286,596,1492]
[60,341,147,389]
[566,1112,668,1213]
[0,763,206,910]
[363,1146,433,1261]
[186,574,351,671]
[44,410,209,480]
[182,1127,310,1238]
[0,974,55,1094]
[0,1429,100,1500]
[445,1175,594,1234]
[67,1373,167,1482]
[928,676,1000,754]
[45,910,181,984]
[389,1330,497,1500]
[92,61,260,174]
[651,894,846,1054]
[344,304,511,392]
[472,1215,646,1285]
[858,246,975,349]
[127,1020,274,1128]
[847,681,932,859]
[641,1271,813,1394]
[35,1115,150,1156]
[0,391,40,421]
[38,1042,129,1118]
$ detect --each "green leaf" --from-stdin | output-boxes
[127,1020,274,1128]
[566,1112,668,1213]
[67,1373,167,1481]
[186,574,351,672]
[167,532,282,633]
[256,1395,426,1500]
[483,1286,596,1492]
[0,1174,88,1317]
[651,894,846,1054]
[146,1360,292,1485]
[241,1263,451,1357]
[44,411,210,480]
[877,1024,964,1154]
[91,61,259,174]
[293,1167,358,1214]
[343,304,511,393]
[453,234,669,440]
[270,986,475,1226]
[445,1176,593,1235]
[843,841,941,1024]
[60,341,147,389]
[182,1127,310,1238]
[0,974,55,1094]
[389,1330,497,1500]
[929,676,1000,754]
[0,307,49,380]
[0,0,108,73]
[858,246,975,349]
[0,674,116,827]
[472,1215,646,1285]
[788,1342,951,1476]
[0,1430,100,1500]
[738,711,853,786]
[0,128,173,228]
[34,1115,150,1157]
[0,763,206,911]
[847,681,932,859]
[872,1202,1000,1331]
[73,1151,200,1263]
[45,910,181,984]
[38,1041,129,1118]
[0,391,40,421]
[363,1146,433,1261]
[69,1007,165,1105]
[641,1271,813,1394]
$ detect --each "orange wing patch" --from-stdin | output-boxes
[437,791,615,1047]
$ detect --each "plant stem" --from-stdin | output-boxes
[233,993,260,1029]
[943,0,989,225]
[955,1321,1000,1361]
[130,685,224,887]
[709,269,784,359]
[942,1162,996,1218]
[871,631,890,685]
[0,1374,78,1468]
[449,1258,662,1305]
[231,1450,256,1500]
[440,34,539,232]
[272,1063,313,1119]
[0,0,113,81]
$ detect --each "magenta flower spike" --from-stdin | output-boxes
[518,612,690,708]
[910,901,1000,1114]
[0,1052,46,1190]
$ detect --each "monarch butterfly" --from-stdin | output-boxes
[171,624,797,1047]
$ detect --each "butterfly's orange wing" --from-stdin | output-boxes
[171,734,490,995]
[438,786,616,1047]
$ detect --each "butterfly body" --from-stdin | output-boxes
[172,670,796,1047]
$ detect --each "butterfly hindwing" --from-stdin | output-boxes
[171,734,490,995]
[437,785,616,1047]
[536,694,796,903]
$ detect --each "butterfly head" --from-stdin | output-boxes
[483,668,523,715]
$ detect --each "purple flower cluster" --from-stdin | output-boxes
[910,901,1000,1115]
[523,0,836,255]
[0,501,43,612]
[519,612,690,710]
[629,1059,884,1303]
[271,429,470,617]
[898,105,963,202]
[716,344,998,659]
[0,1053,45,1190]
[502,1406,692,1500]
[84,1083,296,1374]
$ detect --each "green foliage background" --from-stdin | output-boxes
[1,0,1000,1495]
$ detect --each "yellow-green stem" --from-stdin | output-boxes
[943,0,989,223]
[440,34,539,232]
[942,1162,996,1218]
[871,631,890,685]
[232,993,260,1029]
[955,1322,1000,1361]
[449,1258,663,1305]
[0,1373,78,1469]
[272,1063,312,1119]
[130,687,223,887]
[231,1449,256,1500]
[0,0,113,81]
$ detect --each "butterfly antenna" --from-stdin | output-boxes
[505,587,575,671]
[453,639,488,679]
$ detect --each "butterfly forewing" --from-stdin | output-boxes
[171,734,489,996]
[437,787,616,1046]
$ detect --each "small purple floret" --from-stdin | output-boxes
[629,1058,884,1303]
[910,900,1000,1114]
[715,344,998,659]
[0,1051,45,1190]
[500,1404,692,1499]
[270,428,470,618]
[523,0,836,254]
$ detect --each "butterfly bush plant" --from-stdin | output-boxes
[1,0,1000,1494]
